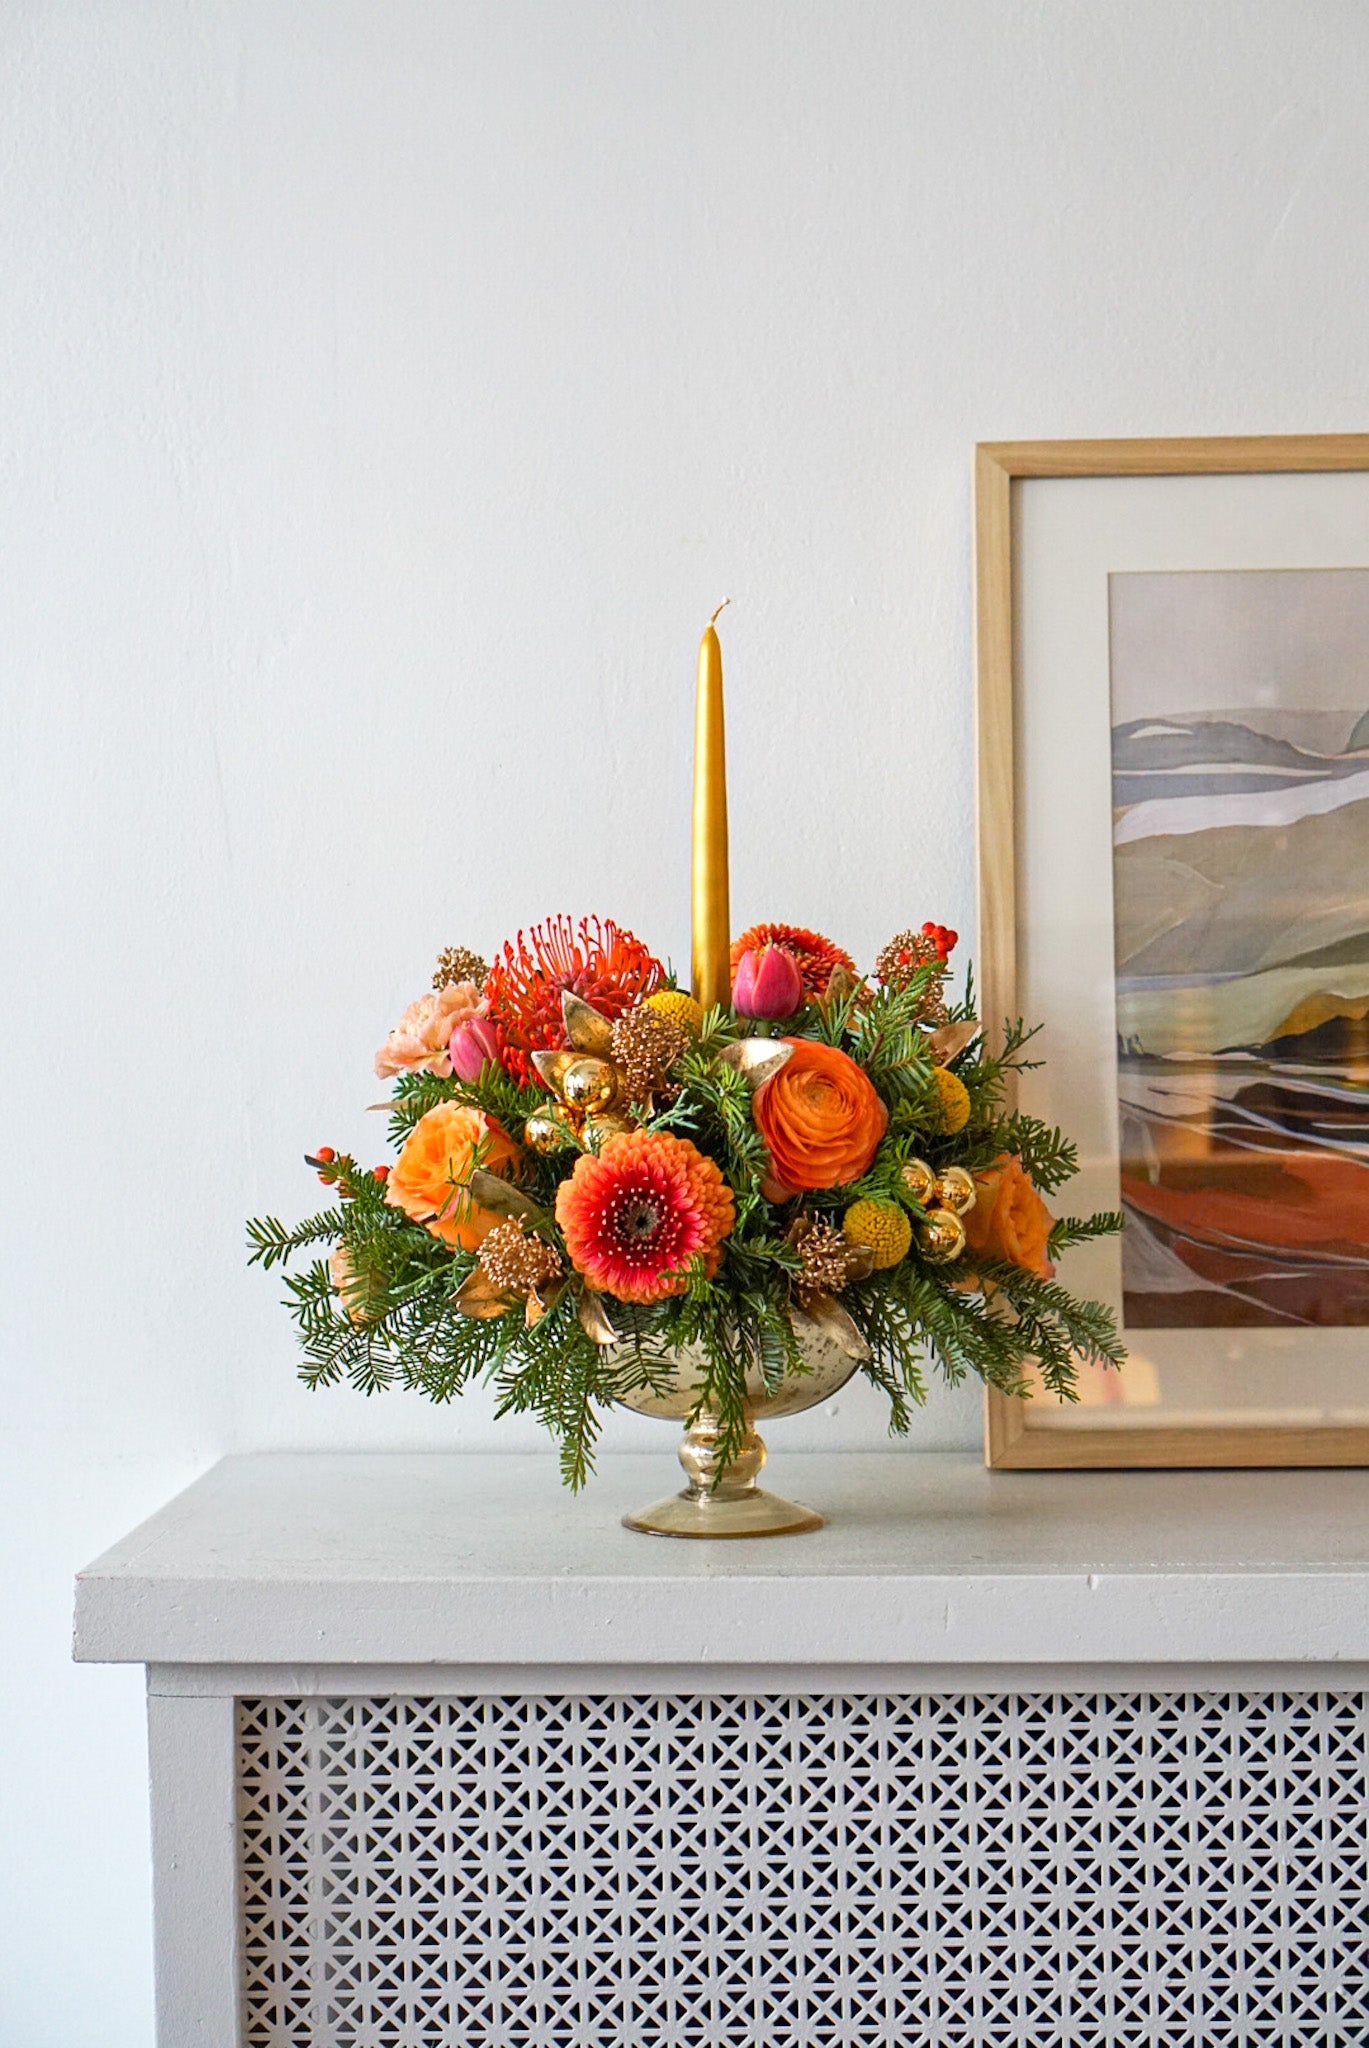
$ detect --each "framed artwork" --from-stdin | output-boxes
[976,436,1369,1467]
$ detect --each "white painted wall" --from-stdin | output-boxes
[5,2,1367,2038]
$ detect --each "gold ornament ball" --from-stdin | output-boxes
[561,1056,618,1114]
[901,1156,936,1206]
[524,1110,571,1154]
[917,1208,967,1264]
[581,1111,635,1150]
[934,1165,977,1216]
[929,1067,972,1135]
[645,988,705,1036]
[842,1198,912,1271]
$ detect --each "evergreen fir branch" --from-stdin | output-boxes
[805,984,864,1046]
[947,960,977,1023]
[846,981,940,1109]
[956,1018,1044,1122]
[996,1113,1079,1194]
[451,1064,545,1136]
[1048,1210,1124,1256]
[856,1341,916,1438]
[247,1209,346,1269]
[663,1045,772,1195]
[386,1070,461,1142]
[988,1264,1126,1397]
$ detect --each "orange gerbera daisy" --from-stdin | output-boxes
[729,923,855,1001]
[485,916,664,1085]
[554,1130,735,1304]
[386,1101,521,1250]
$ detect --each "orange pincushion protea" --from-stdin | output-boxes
[555,1130,735,1305]
[485,916,664,1085]
[729,923,855,1001]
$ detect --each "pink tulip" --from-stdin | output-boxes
[448,1014,502,1083]
[733,943,804,1020]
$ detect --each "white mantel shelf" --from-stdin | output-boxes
[73,1450,1369,1678]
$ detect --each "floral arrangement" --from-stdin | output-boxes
[248,913,1124,1486]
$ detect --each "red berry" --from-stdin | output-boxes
[315,1145,336,1162]
[921,921,935,936]
[373,1165,390,1184]
[318,1170,336,1185]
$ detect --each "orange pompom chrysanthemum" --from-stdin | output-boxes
[729,923,855,1002]
[554,1130,735,1305]
[386,1102,521,1250]
[485,916,664,1085]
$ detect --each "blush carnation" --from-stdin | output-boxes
[375,982,485,1080]
[554,1130,735,1305]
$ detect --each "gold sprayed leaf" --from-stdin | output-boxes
[525,1278,567,1328]
[842,1239,876,1282]
[561,991,615,1056]
[823,964,859,1008]
[452,1269,511,1319]
[791,1295,872,1361]
[531,1048,578,1094]
[925,1018,979,1064]
[717,1037,794,1089]
[577,1288,618,1347]
[466,1170,545,1222]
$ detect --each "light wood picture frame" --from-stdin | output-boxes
[977,436,1369,1468]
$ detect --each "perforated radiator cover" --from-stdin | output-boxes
[239,1690,1369,2046]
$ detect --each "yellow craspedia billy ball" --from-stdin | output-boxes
[842,1198,912,1271]
[645,989,705,1036]
[929,1067,971,1135]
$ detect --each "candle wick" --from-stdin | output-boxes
[708,599,731,630]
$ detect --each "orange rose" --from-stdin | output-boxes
[753,1038,888,1196]
[386,1101,521,1250]
[961,1153,1055,1279]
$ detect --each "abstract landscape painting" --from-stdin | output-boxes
[1110,568,1369,1327]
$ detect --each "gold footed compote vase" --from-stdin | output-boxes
[614,1323,860,1538]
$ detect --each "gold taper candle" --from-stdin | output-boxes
[691,601,732,1013]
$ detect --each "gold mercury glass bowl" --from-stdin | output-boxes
[612,1323,860,1539]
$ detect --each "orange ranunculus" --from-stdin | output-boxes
[753,1038,888,1197]
[961,1153,1056,1280]
[386,1101,521,1250]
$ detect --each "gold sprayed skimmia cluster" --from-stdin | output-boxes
[901,1157,977,1263]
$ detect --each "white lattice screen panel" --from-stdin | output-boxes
[238,1690,1369,2047]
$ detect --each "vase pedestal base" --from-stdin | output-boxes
[623,1487,822,1539]
[621,1415,824,1540]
